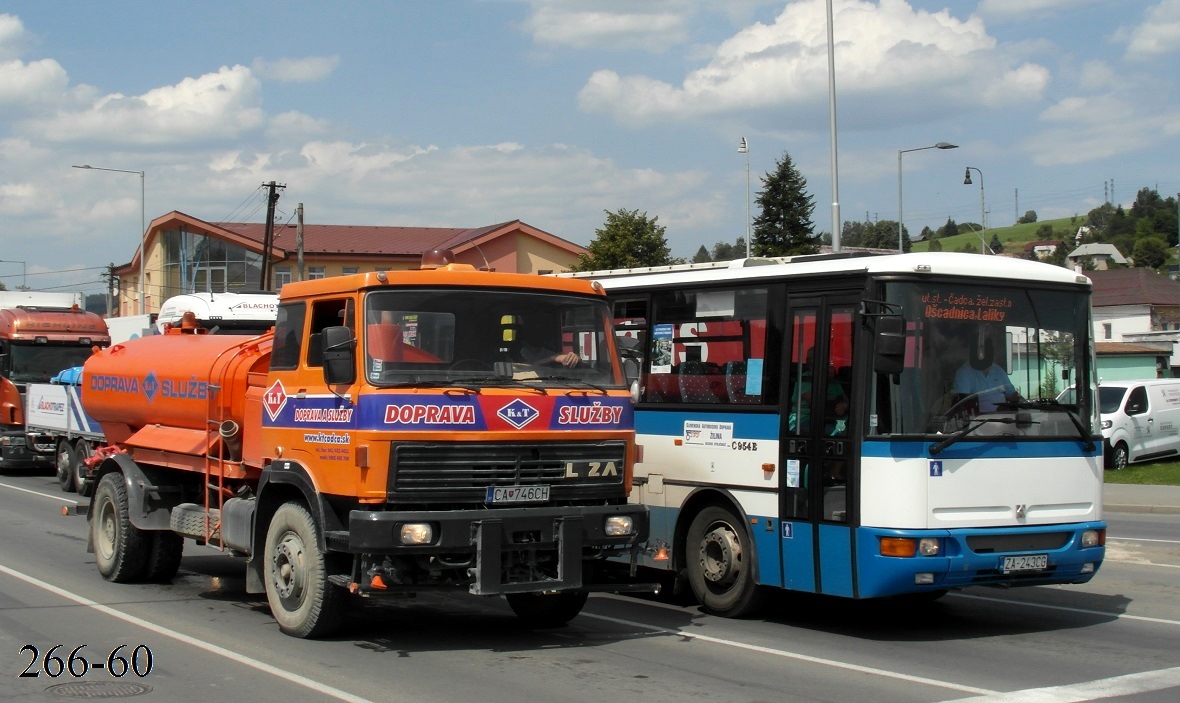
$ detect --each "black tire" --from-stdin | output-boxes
[685,506,766,617]
[1108,442,1129,470]
[56,441,76,492]
[91,473,149,582]
[144,531,184,582]
[264,502,346,638]
[72,441,94,497]
[506,591,589,627]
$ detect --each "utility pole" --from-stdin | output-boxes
[296,203,305,282]
[260,181,285,291]
[105,263,117,318]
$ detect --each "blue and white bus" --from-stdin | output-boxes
[568,251,1106,616]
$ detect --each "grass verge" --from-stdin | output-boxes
[1104,460,1180,486]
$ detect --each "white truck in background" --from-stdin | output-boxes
[24,292,278,494]
[0,291,85,309]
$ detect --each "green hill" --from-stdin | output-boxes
[910,217,1081,256]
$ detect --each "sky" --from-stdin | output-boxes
[1,0,1178,297]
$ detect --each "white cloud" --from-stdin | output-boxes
[522,0,692,51]
[251,55,340,82]
[1026,93,1158,165]
[977,0,1104,22]
[25,65,266,145]
[578,0,1049,127]
[1124,0,1180,59]
[0,13,28,61]
[0,57,69,108]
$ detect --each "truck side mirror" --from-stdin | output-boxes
[873,315,905,376]
[321,325,356,386]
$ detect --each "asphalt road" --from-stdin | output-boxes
[1,470,1178,703]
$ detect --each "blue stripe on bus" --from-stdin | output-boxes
[861,440,1102,459]
[635,410,779,439]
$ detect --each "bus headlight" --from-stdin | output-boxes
[1081,529,1105,548]
[605,515,634,536]
[918,538,940,556]
[399,523,434,545]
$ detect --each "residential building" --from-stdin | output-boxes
[1087,268,1180,377]
[1066,243,1128,270]
[111,211,587,316]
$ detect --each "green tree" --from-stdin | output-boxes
[1035,223,1054,239]
[709,236,746,261]
[1132,236,1168,269]
[1017,210,1038,224]
[572,208,674,271]
[928,239,943,252]
[750,151,818,256]
[989,233,1004,254]
[938,218,960,239]
[691,245,711,263]
[920,225,935,241]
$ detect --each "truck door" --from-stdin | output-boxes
[779,294,857,596]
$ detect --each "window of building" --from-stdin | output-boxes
[343,266,359,275]
[308,266,327,280]
[1103,323,1112,340]
[274,266,292,289]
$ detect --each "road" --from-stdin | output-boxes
[1,470,1178,703]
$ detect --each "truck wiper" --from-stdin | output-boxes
[539,376,608,395]
[929,417,1021,456]
[1003,400,1096,451]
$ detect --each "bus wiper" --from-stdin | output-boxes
[1004,400,1096,451]
[929,417,1020,456]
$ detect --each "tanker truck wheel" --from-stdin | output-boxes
[73,441,95,497]
[92,473,149,582]
[144,531,184,583]
[506,590,589,627]
[56,442,76,493]
[264,502,346,638]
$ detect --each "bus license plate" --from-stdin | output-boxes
[1001,554,1048,573]
[485,485,550,504]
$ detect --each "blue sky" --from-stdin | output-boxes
[1,0,1178,296]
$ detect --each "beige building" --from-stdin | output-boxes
[113,211,587,316]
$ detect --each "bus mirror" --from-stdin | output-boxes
[321,325,357,386]
[874,315,905,375]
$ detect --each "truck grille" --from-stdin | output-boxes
[389,440,627,504]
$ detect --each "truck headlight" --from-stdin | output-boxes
[604,515,634,536]
[399,523,434,545]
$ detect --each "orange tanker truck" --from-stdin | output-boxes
[80,253,650,637]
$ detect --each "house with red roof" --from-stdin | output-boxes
[1087,268,1180,378]
[112,211,587,316]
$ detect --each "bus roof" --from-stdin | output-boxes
[565,252,1092,291]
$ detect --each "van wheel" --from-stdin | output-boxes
[1108,442,1128,470]
[92,473,149,582]
[264,502,346,638]
[73,441,94,496]
[56,442,76,492]
[685,506,767,617]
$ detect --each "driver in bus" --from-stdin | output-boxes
[952,337,1020,413]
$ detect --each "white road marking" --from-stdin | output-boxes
[0,563,382,703]
[582,606,997,695]
[0,481,81,505]
[940,666,1180,703]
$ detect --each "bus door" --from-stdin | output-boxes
[780,295,857,596]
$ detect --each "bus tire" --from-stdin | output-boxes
[73,441,94,497]
[506,590,589,627]
[264,502,346,638]
[56,441,76,492]
[92,472,149,583]
[144,531,184,582]
[686,506,766,617]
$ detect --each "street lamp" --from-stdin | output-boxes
[0,259,26,289]
[897,142,957,252]
[73,165,146,314]
[738,137,751,258]
[964,166,987,254]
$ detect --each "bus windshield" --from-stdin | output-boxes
[363,288,622,388]
[869,280,1094,438]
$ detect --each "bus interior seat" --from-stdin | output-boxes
[725,360,761,404]
[679,361,724,403]
[643,372,677,402]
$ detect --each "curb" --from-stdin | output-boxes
[1104,503,1180,515]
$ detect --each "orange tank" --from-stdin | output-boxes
[82,329,272,448]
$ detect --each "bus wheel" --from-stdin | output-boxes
[92,473,149,582]
[506,590,589,627]
[1108,442,1128,470]
[686,506,766,617]
[264,502,346,638]
[73,441,94,497]
[56,441,76,492]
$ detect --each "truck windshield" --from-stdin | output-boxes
[6,344,95,384]
[869,280,1095,439]
[363,288,622,389]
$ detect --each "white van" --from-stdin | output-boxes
[1094,379,1180,470]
